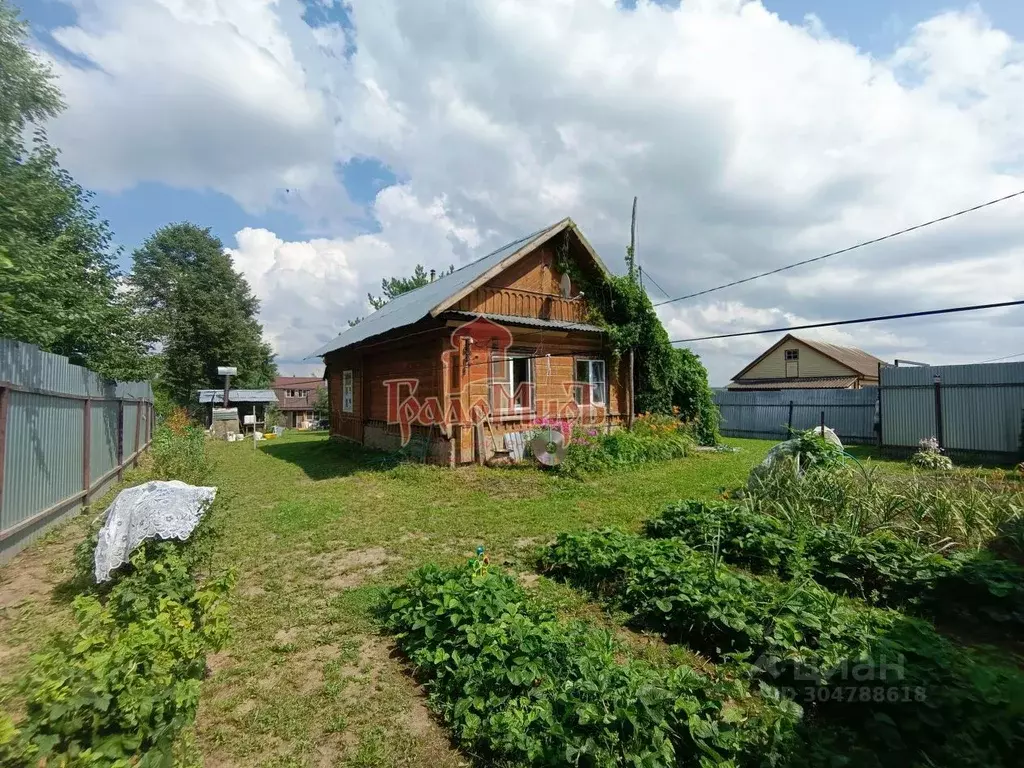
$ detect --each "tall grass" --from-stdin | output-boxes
[150,407,211,486]
[745,459,1024,550]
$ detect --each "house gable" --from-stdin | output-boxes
[733,335,858,381]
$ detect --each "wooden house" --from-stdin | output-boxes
[728,334,886,391]
[313,218,632,465]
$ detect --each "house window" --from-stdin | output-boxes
[342,370,353,413]
[574,359,606,406]
[490,352,533,413]
[784,350,799,361]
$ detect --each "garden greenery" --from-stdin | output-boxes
[910,436,954,470]
[0,501,232,766]
[150,407,210,485]
[541,528,1024,767]
[555,236,719,444]
[381,559,801,766]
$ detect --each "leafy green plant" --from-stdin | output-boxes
[150,422,210,485]
[381,559,801,766]
[557,421,694,478]
[910,437,954,470]
[540,529,1024,766]
[5,504,232,765]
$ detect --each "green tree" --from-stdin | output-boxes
[0,1,146,379]
[130,223,277,407]
[349,263,455,325]
[313,384,329,419]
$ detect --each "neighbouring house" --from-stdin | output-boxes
[271,376,326,428]
[728,334,886,391]
[313,218,632,465]
[197,389,278,432]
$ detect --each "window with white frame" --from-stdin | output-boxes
[784,349,799,361]
[342,370,353,413]
[490,352,533,413]
[574,359,606,406]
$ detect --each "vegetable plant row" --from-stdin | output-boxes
[381,559,807,767]
[540,529,1024,768]
[0,511,233,766]
[644,500,1024,630]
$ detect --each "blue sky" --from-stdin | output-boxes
[15,0,1024,381]
[19,0,1020,265]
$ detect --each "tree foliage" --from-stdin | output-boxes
[556,234,719,444]
[349,263,456,325]
[0,1,146,379]
[130,223,276,407]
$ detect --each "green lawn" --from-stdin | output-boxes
[187,432,778,766]
[0,431,970,767]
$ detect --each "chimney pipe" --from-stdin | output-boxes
[430,269,436,282]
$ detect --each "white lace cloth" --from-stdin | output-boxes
[93,480,217,582]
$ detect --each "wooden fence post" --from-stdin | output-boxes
[82,400,92,499]
[116,399,125,480]
[0,387,9,521]
[133,402,141,466]
[787,400,794,434]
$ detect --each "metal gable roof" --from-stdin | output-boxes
[310,218,605,358]
[197,389,279,404]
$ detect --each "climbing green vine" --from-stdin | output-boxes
[556,235,719,444]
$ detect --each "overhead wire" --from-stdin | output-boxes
[668,299,1024,344]
[653,189,1024,307]
[975,351,1024,364]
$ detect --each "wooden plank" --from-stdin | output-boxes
[133,402,141,466]
[82,399,92,494]
[0,387,8,523]
[116,400,125,480]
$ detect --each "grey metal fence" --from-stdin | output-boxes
[879,362,1024,459]
[714,388,877,444]
[0,339,154,563]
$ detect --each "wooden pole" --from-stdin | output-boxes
[133,401,141,466]
[628,349,635,429]
[787,400,794,434]
[627,196,637,281]
[0,387,9,520]
[82,400,92,497]
[116,399,125,480]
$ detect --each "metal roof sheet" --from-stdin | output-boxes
[197,389,279,404]
[446,312,604,333]
[727,376,860,391]
[791,336,886,378]
[311,220,576,357]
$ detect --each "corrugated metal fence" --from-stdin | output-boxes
[714,388,878,444]
[0,339,154,563]
[880,362,1024,458]
[714,361,1024,460]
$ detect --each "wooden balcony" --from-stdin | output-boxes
[454,287,586,323]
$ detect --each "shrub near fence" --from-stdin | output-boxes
[0,339,154,563]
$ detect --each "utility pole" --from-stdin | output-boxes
[626,196,637,282]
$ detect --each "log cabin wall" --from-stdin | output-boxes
[453,245,586,323]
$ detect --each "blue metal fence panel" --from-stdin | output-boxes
[880,362,1024,455]
[2,392,84,533]
[124,402,139,457]
[713,388,877,444]
[0,339,153,563]
[90,402,119,483]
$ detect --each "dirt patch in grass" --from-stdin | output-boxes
[315,547,401,590]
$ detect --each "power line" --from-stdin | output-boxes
[653,189,1024,307]
[976,351,1024,364]
[669,299,1024,344]
[640,268,672,299]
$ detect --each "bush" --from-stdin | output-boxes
[381,559,800,766]
[910,437,954,470]
[646,498,1024,632]
[3,507,232,765]
[540,529,1024,767]
[150,409,210,485]
[557,417,694,478]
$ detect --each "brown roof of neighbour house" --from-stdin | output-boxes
[727,376,860,391]
[731,333,886,382]
[273,376,324,387]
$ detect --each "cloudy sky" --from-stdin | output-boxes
[21,0,1024,385]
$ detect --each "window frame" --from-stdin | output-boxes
[342,370,354,413]
[574,358,607,407]
[784,349,799,361]
[490,350,535,415]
